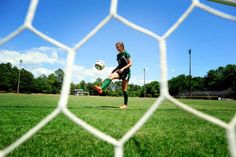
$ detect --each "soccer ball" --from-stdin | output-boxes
[95,60,105,70]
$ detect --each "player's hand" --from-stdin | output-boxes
[118,68,124,74]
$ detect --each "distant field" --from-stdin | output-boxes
[0,93,236,157]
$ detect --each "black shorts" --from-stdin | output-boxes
[117,70,131,81]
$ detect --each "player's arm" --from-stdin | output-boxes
[111,66,119,73]
[119,58,132,73]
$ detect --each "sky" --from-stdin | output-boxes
[0,0,235,85]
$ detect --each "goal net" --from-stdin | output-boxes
[0,0,236,157]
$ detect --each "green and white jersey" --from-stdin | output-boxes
[116,51,131,71]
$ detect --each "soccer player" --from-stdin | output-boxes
[94,41,132,109]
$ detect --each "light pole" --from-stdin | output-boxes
[17,59,23,94]
[144,68,146,97]
[188,49,192,97]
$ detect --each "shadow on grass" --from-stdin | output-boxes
[70,105,148,111]
[0,105,143,111]
[79,105,120,110]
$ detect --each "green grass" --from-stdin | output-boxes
[208,0,236,7]
[0,93,236,157]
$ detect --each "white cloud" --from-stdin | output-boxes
[129,77,154,86]
[0,46,66,77]
[71,64,155,85]
[0,46,64,65]
[31,67,54,77]
[72,64,115,83]
[0,46,117,81]
[129,77,144,85]
[0,46,156,85]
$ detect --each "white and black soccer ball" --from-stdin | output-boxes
[95,60,105,70]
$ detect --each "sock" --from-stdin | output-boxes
[123,91,128,105]
[101,78,111,90]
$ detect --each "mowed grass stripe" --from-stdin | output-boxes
[0,93,235,156]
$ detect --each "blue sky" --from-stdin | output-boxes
[0,0,235,85]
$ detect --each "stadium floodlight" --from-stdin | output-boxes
[208,0,236,7]
[17,59,23,94]
[143,68,146,97]
[188,49,192,97]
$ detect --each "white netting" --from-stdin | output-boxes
[0,0,236,156]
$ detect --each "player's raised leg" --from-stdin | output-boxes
[94,72,119,94]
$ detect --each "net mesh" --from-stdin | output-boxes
[0,0,236,156]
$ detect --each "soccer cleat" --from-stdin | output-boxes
[120,104,128,109]
[94,85,103,94]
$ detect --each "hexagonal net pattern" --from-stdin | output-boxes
[0,0,236,156]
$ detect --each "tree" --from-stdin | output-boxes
[0,62,235,98]
[47,73,59,94]
[55,69,64,89]
[70,83,76,94]
[169,74,189,96]
[78,80,87,91]
[11,66,19,92]
[223,64,236,99]
[19,68,34,93]
[128,84,142,97]
[0,63,16,91]
[205,68,223,90]
[204,64,236,91]
[32,75,50,93]
[141,81,160,97]
[86,82,96,95]
[191,77,205,91]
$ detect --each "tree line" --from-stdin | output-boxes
[70,78,159,97]
[0,62,64,94]
[169,64,236,99]
[0,62,235,99]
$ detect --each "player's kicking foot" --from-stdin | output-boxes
[120,104,128,109]
[94,85,103,94]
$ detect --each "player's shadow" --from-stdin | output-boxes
[99,105,119,109]
[75,105,145,111]
[82,105,120,110]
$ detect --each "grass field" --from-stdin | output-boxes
[0,93,236,157]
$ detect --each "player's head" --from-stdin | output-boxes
[115,41,125,53]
